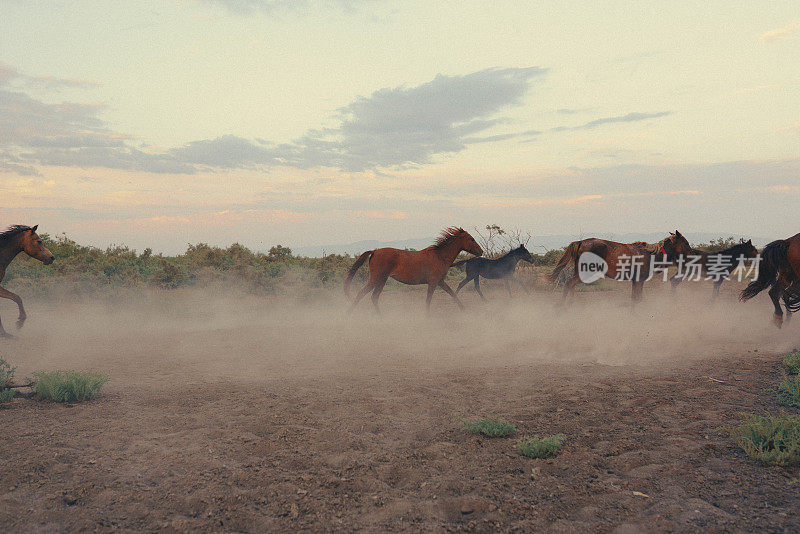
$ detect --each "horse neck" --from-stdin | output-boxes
[499,251,521,266]
[720,245,744,258]
[436,239,468,264]
[0,239,22,272]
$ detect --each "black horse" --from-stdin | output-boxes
[670,240,759,300]
[452,244,535,299]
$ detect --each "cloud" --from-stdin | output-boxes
[170,67,547,172]
[758,22,800,42]
[0,63,195,175]
[549,111,670,132]
[2,63,547,175]
[0,60,99,90]
[170,135,274,168]
[279,67,546,171]
[199,0,377,15]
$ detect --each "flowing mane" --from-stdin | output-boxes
[0,225,32,246]
[630,240,660,254]
[426,227,465,250]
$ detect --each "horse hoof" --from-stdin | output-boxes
[16,318,26,329]
[773,315,784,329]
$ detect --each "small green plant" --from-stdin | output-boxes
[33,370,109,403]
[463,417,517,438]
[732,413,800,466]
[777,374,800,408]
[517,434,566,459]
[784,351,800,375]
[0,357,16,405]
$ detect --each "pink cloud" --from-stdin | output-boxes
[758,22,800,42]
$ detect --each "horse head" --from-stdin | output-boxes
[19,225,55,265]
[516,244,535,263]
[740,239,758,259]
[663,230,692,261]
[458,229,483,257]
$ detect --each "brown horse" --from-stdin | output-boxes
[0,225,55,338]
[670,239,759,300]
[740,233,800,328]
[549,231,693,301]
[343,227,483,312]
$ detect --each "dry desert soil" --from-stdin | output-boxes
[2,282,800,532]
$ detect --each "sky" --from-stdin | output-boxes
[1,0,798,254]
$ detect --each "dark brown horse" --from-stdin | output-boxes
[670,239,759,300]
[549,231,693,301]
[740,233,800,328]
[0,225,55,338]
[343,227,483,312]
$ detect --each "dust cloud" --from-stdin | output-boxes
[5,281,798,389]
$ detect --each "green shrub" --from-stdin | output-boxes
[517,434,566,459]
[777,374,800,408]
[0,357,17,405]
[784,351,800,375]
[732,413,800,466]
[33,370,109,403]
[463,417,517,438]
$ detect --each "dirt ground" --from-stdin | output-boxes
[1,279,800,532]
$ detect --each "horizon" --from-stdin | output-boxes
[2,1,799,253]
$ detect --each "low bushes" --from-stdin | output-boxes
[784,351,800,375]
[463,417,518,438]
[516,434,566,459]
[0,357,16,405]
[732,413,800,466]
[33,370,109,403]
[776,374,800,408]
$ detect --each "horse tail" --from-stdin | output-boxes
[343,250,373,299]
[548,241,581,283]
[784,287,800,313]
[450,259,470,270]
[740,240,789,301]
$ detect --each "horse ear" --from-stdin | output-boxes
[747,239,752,244]
[675,230,682,237]
[669,231,675,235]
[31,225,38,233]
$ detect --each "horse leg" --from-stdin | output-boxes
[783,281,797,324]
[669,273,682,293]
[455,276,472,295]
[370,276,389,314]
[473,277,487,301]
[514,277,531,295]
[504,279,513,298]
[0,286,26,329]
[0,315,13,339]
[768,279,786,328]
[425,282,437,312]
[349,282,375,313]
[711,280,722,302]
[562,275,580,302]
[438,280,465,310]
[631,279,644,303]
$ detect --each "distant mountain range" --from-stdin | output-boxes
[292,232,771,257]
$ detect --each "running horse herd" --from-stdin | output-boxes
[0,224,799,338]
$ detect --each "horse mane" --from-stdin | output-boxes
[719,241,753,256]
[426,227,465,250]
[0,225,32,246]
